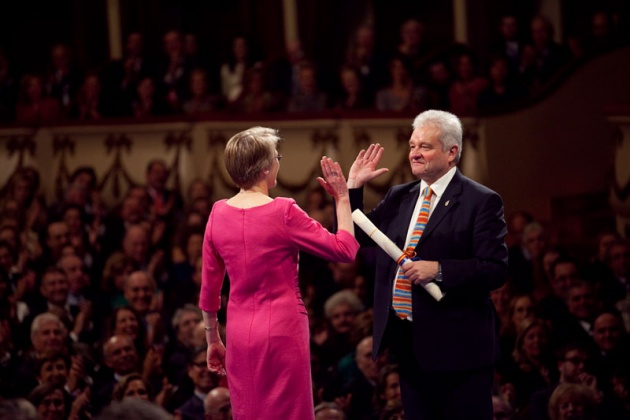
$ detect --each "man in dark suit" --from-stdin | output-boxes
[346,109,508,419]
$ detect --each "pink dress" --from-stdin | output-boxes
[199,198,359,419]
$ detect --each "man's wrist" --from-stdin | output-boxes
[434,262,443,282]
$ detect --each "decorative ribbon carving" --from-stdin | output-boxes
[100,134,135,199]
[165,132,192,194]
[6,136,36,174]
[52,135,76,201]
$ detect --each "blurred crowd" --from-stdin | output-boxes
[0,8,630,420]
[0,150,629,419]
[0,10,627,128]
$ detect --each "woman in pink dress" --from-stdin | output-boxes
[199,126,359,419]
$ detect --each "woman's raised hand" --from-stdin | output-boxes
[317,157,348,200]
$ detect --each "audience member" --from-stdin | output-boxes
[375,55,428,112]
[230,65,281,113]
[105,32,155,116]
[547,383,597,420]
[16,74,61,125]
[73,72,109,120]
[131,76,168,118]
[183,69,222,114]
[528,15,571,89]
[203,386,231,420]
[344,24,386,98]
[287,61,328,112]
[112,372,152,402]
[491,13,526,72]
[528,342,598,419]
[175,346,218,420]
[157,30,193,113]
[393,18,432,83]
[448,51,489,116]
[220,35,259,104]
[478,54,526,110]
[334,64,373,111]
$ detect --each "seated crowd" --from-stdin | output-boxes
[0,155,629,419]
[0,10,626,126]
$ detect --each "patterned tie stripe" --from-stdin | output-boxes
[392,187,433,319]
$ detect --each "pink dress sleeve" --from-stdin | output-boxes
[199,207,225,312]
[281,198,359,262]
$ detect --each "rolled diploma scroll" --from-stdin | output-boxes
[352,209,444,301]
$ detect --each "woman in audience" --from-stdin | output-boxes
[334,64,373,111]
[448,51,489,116]
[506,318,558,414]
[16,74,61,125]
[375,55,428,112]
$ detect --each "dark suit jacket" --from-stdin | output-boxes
[177,394,205,420]
[350,169,508,372]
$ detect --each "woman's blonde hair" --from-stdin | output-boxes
[224,126,280,189]
[548,383,596,420]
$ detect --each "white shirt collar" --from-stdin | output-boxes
[420,166,457,199]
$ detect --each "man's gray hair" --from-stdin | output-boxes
[412,109,463,163]
[31,312,65,336]
[0,398,40,420]
[171,303,202,330]
[324,290,364,319]
[96,398,172,420]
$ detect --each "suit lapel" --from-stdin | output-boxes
[418,170,463,244]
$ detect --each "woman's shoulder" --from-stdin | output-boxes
[210,199,229,211]
[273,197,297,211]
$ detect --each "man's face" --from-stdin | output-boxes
[177,311,202,347]
[408,125,457,184]
[60,255,87,295]
[32,319,66,355]
[0,245,14,271]
[62,208,82,234]
[47,222,70,255]
[329,303,355,334]
[105,336,138,374]
[355,337,378,381]
[558,349,588,383]
[523,229,546,259]
[124,272,153,315]
[37,388,66,420]
[188,351,215,393]
[206,389,232,420]
[551,263,578,298]
[593,313,622,352]
[123,228,148,264]
[39,358,69,385]
[147,162,168,190]
[566,285,595,321]
[121,197,144,224]
[500,16,518,39]
[609,243,630,277]
[40,272,69,307]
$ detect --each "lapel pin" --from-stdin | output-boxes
[444,200,450,206]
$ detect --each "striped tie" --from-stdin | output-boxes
[392,187,433,319]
